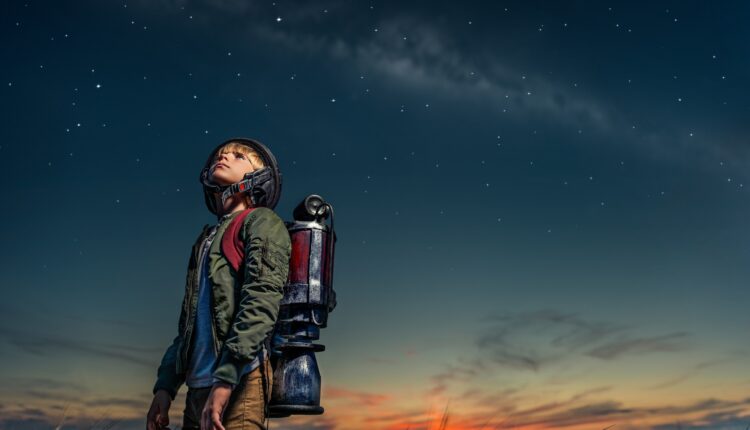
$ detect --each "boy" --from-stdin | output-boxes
[146,138,291,430]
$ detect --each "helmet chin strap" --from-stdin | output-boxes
[219,167,273,207]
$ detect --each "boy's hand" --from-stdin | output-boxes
[201,382,233,430]
[146,390,172,430]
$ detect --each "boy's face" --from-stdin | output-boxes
[208,147,258,187]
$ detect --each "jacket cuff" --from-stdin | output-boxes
[152,383,178,401]
[212,349,248,386]
[212,378,236,390]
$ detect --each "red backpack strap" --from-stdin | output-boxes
[221,208,257,274]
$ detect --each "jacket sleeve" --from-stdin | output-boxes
[152,283,190,399]
[152,332,185,400]
[212,208,291,386]
[152,226,208,399]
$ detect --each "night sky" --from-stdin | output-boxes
[2,1,750,429]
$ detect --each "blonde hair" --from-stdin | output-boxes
[213,141,266,170]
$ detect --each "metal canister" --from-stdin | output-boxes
[269,194,337,417]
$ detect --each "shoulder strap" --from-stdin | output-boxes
[220,208,257,273]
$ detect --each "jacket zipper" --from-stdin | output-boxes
[177,262,195,374]
[210,299,220,357]
[207,226,221,358]
[180,264,200,374]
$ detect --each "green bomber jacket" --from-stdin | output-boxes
[152,207,291,399]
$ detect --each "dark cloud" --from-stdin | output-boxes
[90,417,141,430]
[0,418,52,430]
[567,386,615,403]
[641,397,750,416]
[422,395,750,430]
[426,309,698,409]
[647,358,734,390]
[586,331,691,360]
[458,386,620,429]
[1,414,126,430]
[475,309,685,373]
[17,407,48,417]
[1,376,89,394]
[1,378,151,414]
[84,397,150,409]
[459,386,523,413]
[0,325,157,368]
[650,410,750,430]
[21,389,79,403]
[511,401,633,429]
[520,396,750,429]
[480,309,627,349]
[429,357,490,396]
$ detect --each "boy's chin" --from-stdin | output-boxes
[209,175,234,187]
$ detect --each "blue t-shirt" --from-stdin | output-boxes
[185,224,263,388]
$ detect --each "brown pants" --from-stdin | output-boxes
[182,359,272,430]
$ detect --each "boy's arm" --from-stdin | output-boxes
[153,287,192,400]
[212,208,291,386]
[152,226,208,399]
[153,280,191,400]
[152,332,185,400]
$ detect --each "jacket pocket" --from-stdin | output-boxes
[260,240,288,279]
